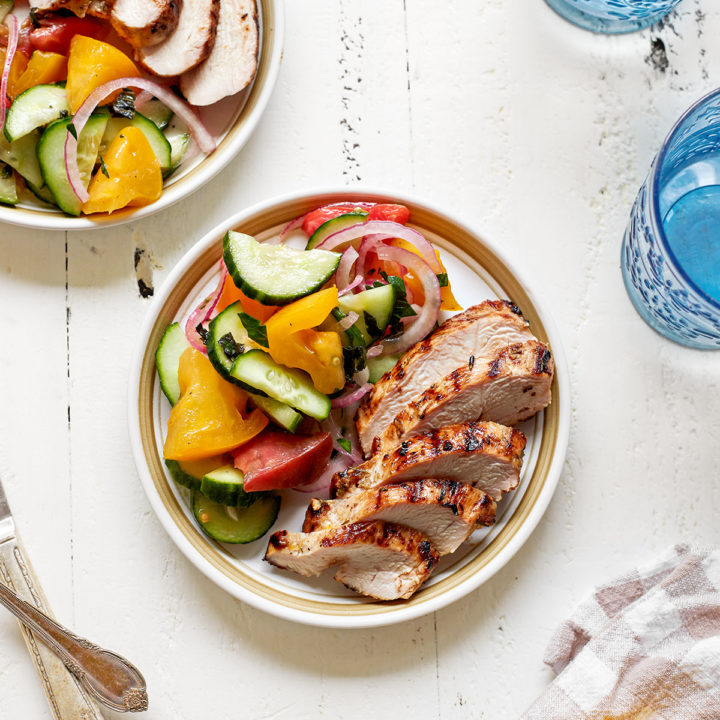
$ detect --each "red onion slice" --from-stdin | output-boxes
[374,244,441,355]
[0,14,19,129]
[338,275,363,297]
[336,246,359,291]
[65,76,216,203]
[366,344,383,358]
[318,220,442,272]
[183,264,227,353]
[338,310,359,331]
[331,383,373,408]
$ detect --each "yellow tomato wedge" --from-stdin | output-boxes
[391,239,462,311]
[11,52,67,98]
[82,126,162,215]
[215,274,279,323]
[65,35,139,113]
[265,287,345,394]
[1,50,28,100]
[164,349,268,461]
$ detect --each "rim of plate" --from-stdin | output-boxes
[0,0,284,232]
[128,187,571,629]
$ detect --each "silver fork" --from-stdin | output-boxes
[0,476,148,715]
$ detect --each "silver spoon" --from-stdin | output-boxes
[0,580,148,712]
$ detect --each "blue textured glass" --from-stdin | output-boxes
[545,0,683,33]
[621,88,720,349]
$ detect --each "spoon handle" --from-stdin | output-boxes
[0,539,148,714]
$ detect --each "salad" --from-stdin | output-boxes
[155,201,462,545]
[0,2,245,216]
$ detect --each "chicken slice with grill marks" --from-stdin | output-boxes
[111,0,181,48]
[137,0,219,77]
[373,340,554,454]
[332,421,526,502]
[356,300,535,456]
[179,0,258,106]
[265,520,439,601]
[303,479,496,555]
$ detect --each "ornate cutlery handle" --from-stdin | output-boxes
[0,581,148,713]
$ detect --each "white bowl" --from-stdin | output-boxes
[128,188,571,628]
[0,0,283,231]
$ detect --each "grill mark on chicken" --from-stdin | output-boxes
[111,0,181,49]
[357,301,535,455]
[332,421,525,501]
[303,479,497,555]
[373,340,553,454]
[264,520,439,600]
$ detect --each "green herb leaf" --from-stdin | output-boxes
[363,310,381,339]
[0,163,12,180]
[195,324,209,344]
[99,155,110,178]
[219,332,244,361]
[378,272,416,336]
[238,313,269,348]
[342,344,366,381]
[111,88,136,120]
[337,438,352,453]
[436,273,449,288]
[29,8,40,27]
[66,123,77,141]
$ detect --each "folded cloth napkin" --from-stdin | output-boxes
[521,545,720,720]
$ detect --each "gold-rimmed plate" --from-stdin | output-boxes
[0,0,283,231]
[128,189,570,628]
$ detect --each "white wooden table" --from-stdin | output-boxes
[1,1,719,717]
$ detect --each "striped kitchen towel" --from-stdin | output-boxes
[521,545,720,719]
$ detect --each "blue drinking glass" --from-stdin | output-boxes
[544,0,683,33]
[622,88,720,350]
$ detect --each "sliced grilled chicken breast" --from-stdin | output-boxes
[304,479,496,555]
[265,521,439,601]
[111,0,181,48]
[34,0,93,15]
[138,0,219,77]
[180,0,258,106]
[375,340,554,453]
[356,301,535,455]
[87,0,113,19]
[332,421,526,502]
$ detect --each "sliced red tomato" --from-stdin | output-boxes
[232,431,332,492]
[29,17,109,55]
[301,203,368,236]
[367,203,410,224]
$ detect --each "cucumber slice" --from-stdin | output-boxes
[100,113,171,170]
[38,112,109,216]
[367,354,401,384]
[155,322,191,405]
[306,211,368,250]
[326,307,366,348]
[223,231,341,306]
[250,394,302,433]
[0,130,44,189]
[0,163,17,205]
[4,85,69,142]
[163,131,190,179]
[0,1,13,22]
[27,181,57,206]
[338,284,396,344]
[139,99,173,130]
[165,456,227,491]
[200,466,256,507]
[192,490,280,544]
[206,301,252,379]
[229,349,331,421]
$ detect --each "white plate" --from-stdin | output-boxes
[128,188,570,628]
[0,0,283,231]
